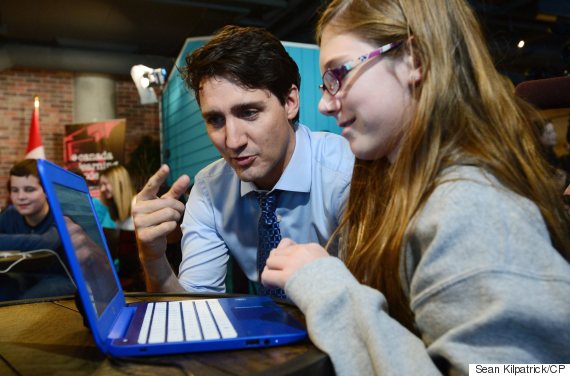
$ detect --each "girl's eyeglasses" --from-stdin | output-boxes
[319,41,403,96]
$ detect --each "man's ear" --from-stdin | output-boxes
[285,85,300,121]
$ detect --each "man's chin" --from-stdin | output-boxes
[235,171,256,183]
[236,170,271,188]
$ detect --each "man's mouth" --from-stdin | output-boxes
[232,155,255,167]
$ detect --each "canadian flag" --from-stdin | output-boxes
[25,96,45,159]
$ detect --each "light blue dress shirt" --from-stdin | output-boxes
[178,124,354,292]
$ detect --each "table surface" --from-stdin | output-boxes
[0,293,333,376]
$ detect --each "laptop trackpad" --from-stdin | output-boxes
[232,306,281,320]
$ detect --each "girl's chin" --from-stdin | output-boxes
[351,148,377,161]
[350,142,386,161]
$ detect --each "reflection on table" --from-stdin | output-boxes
[0,293,333,375]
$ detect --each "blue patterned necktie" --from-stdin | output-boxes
[256,191,287,299]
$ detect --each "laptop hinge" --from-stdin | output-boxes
[108,307,136,341]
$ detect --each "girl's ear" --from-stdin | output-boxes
[409,63,422,85]
[404,37,422,85]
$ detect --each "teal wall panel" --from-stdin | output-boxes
[161,37,338,186]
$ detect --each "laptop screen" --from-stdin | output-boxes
[53,182,118,317]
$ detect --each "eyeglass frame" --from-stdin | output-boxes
[319,41,403,96]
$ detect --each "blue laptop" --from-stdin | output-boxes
[37,159,307,357]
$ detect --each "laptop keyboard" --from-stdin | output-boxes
[138,299,238,344]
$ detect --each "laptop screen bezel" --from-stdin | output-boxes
[37,159,126,353]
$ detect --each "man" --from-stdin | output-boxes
[0,159,75,300]
[133,25,354,295]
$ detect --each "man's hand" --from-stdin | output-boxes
[132,165,190,262]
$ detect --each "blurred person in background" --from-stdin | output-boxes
[537,118,561,168]
[0,159,75,300]
[1,159,60,250]
[99,164,136,230]
[67,166,116,229]
[536,119,568,192]
[559,119,570,175]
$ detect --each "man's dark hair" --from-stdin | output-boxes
[7,159,41,192]
[181,25,301,123]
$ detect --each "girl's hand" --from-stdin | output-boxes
[261,238,329,289]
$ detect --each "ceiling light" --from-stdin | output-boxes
[517,40,525,49]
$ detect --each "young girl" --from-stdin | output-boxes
[99,165,136,230]
[261,0,570,374]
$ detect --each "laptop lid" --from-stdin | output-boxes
[37,159,307,356]
[37,159,130,353]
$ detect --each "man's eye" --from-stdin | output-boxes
[206,115,225,128]
[241,109,259,119]
[24,187,37,193]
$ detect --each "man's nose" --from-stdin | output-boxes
[225,119,247,150]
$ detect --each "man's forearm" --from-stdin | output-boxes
[139,253,186,293]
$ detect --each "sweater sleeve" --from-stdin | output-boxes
[286,257,441,376]
[0,226,61,251]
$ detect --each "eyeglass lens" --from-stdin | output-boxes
[323,71,340,95]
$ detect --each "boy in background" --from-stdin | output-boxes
[0,159,75,300]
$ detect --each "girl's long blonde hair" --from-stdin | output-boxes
[318,0,570,330]
[100,165,136,222]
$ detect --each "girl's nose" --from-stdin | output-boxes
[318,92,340,116]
